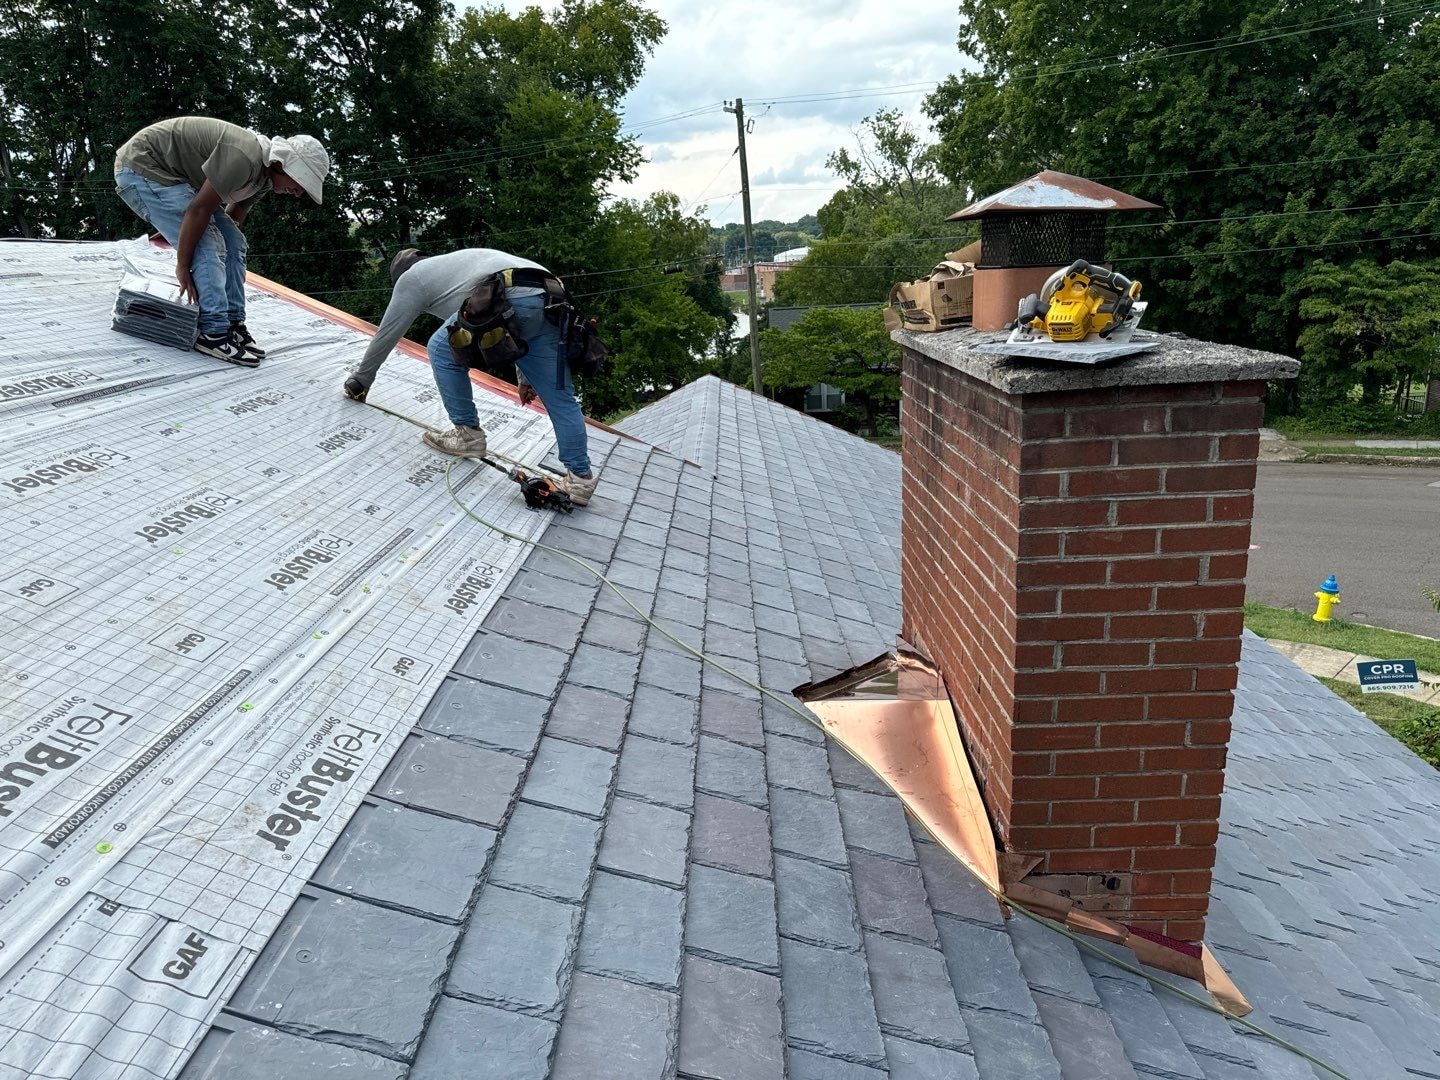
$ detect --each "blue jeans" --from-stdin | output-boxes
[428,293,592,476]
[114,165,248,336]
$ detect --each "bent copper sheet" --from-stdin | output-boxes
[797,654,1001,892]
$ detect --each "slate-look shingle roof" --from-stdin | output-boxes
[185,375,1440,1080]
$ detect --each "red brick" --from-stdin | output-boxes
[1016,643,1058,669]
[1222,381,1265,399]
[1012,724,1098,751]
[1014,776,1099,801]
[1022,439,1114,470]
[1189,719,1234,744]
[1147,694,1235,721]
[1161,919,1207,942]
[1154,583,1247,611]
[1062,641,1152,667]
[1143,745,1229,771]
[1014,698,1057,724]
[1098,772,1185,798]
[1164,464,1258,494]
[1095,824,1178,847]
[1016,616,1107,642]
[1210,494,1255,521]
[1111,613,1197,640]
[1054,750,1143,775]
[1021,500,1112,529]
[1018,559,1108,588]
[1056,697,1146,723]
[1218,433,1261,461]
[1098,721,1189,747]
[1116,498,1208,526]
[1009,825,1095,850]
[1117,435,1213,465]
[1069,406,1167,437]
[1109,556,1202,584]
[1154,639,1241,665]
[1105,669,1196,694]
[1017,589,1058,615]
[1066,529,1158,557]
[1183,771,1227,796]
[1061,586,1155,614]
[1195,667,1239,691]
[1017,670,1103,696]
[1019,532,1062,558]
[1020,472,1063,498]
[1068,468,1161,497]
[1133,846,1218,871]
[1049,799,1136,825]
[1169,401,1263,432]
[1137,797,1223,822]
[1022,411,1067,439]
[1202,611,1245,638]
[1159,525,1252,554]
[1180,822,1221,846]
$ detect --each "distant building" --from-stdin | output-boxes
[767,303,883,418]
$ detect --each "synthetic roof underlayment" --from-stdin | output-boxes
[1,241,1439,1080]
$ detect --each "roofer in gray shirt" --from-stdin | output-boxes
[344,247,600,507]
[114,116,330,366]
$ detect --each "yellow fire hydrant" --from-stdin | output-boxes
[1312,574,1340,623]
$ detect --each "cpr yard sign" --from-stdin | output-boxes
[1357,659,1420,694]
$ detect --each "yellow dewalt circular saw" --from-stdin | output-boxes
[1013,260,1144,342]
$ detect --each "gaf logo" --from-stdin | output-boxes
[347,497,394,521]
[0,370,103,401]
[148,623,228,663]
[371,648,434,684]
[1,445,129,496]
[129,922,237,998]
[0,570,79,608]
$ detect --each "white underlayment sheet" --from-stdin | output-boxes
[0,239,557,1078]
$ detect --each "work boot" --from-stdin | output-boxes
[230,322,266,359]
[343,376,368,402]
[423,425,488,458]
[559,469,599,507]
[195,328,260,368]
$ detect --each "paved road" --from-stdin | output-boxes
[1250,462,1440,636]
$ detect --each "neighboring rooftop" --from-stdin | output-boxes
[1,241,1438,1080]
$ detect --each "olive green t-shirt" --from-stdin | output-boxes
[115,117,271,206]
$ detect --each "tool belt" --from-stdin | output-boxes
[447,268,609,382]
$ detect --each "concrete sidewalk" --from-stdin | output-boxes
[1266,638,1440,704]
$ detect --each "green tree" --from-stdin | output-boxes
[924,0,1440,406]
[774,110,970,307]
[759,306,899,427]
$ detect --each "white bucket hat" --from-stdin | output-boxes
[268,134,330,205]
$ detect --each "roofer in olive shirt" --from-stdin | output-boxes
[343,248,599,507]
[114,117,330,366]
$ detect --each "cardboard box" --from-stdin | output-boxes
[884,259,975,333]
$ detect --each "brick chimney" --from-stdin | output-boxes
[897,331,1298,941]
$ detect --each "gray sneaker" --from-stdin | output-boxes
[423,425,488,458]
[559,469,599,507]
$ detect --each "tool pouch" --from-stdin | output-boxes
[562,307,610,380]
[449,273,528,382]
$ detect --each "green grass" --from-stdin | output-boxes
[1242,601,1440,671]
[1317,678,1440,768]
[1296,443,1440,458]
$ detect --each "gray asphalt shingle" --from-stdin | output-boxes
[203,376,1440,1080]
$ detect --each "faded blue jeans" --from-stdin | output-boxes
[429,292,592,476]
[114,165,248,336]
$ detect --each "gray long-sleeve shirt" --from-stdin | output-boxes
[351,248,550,386]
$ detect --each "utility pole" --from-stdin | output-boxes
[724,98,763,396]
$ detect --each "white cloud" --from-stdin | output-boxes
[482,0,965,224]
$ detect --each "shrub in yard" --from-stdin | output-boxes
[1393,710,1440,769]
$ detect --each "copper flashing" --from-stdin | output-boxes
[796,650,1251,1017]
[948,170,1161,220]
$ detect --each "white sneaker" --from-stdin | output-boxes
[422,425,488,458]
[559,469,599,507]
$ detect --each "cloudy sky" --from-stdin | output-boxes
[492,1,966,224]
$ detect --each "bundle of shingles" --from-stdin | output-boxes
[111,270,198,351]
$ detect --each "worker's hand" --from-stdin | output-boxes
[518,382,538,406]
[176,264,198,305]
